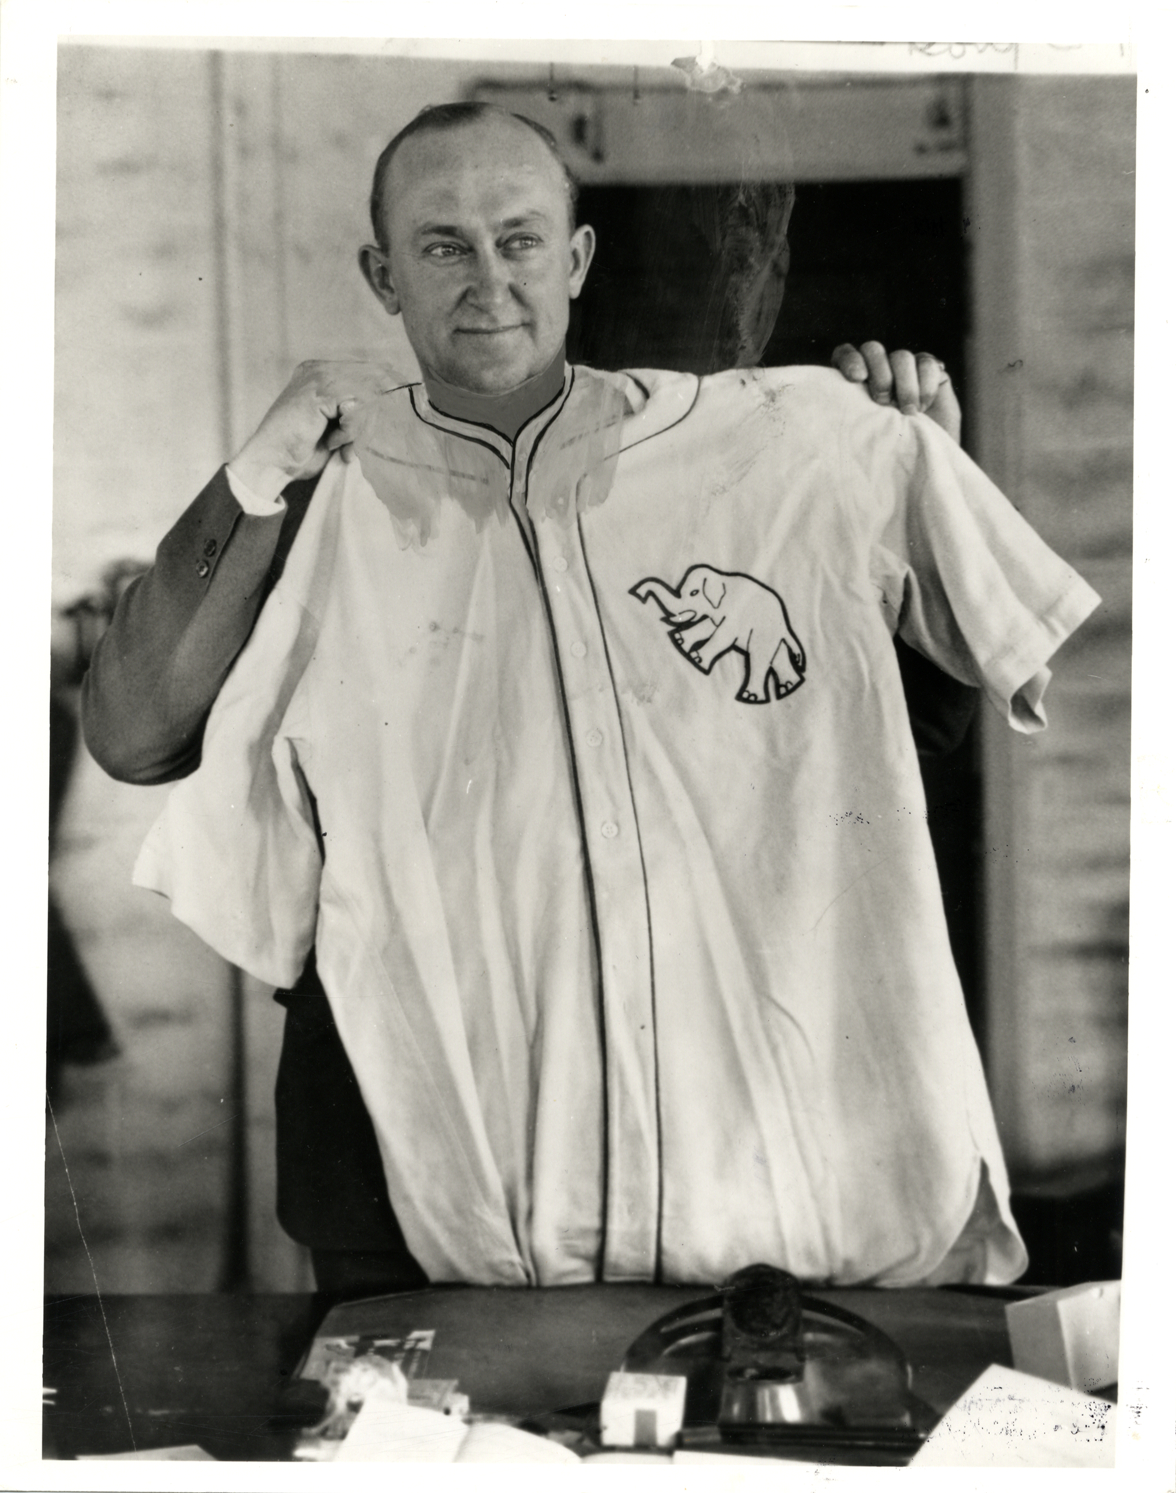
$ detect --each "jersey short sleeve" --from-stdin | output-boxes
[856,408,1101,732]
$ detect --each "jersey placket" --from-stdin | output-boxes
[511,412,661,1283]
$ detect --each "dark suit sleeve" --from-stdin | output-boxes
[895,635,981,759]
[80,467,315,785]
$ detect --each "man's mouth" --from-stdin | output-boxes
[455,326,526,336]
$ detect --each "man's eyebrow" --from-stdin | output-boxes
[413,211,552,239]
[498,212,551,229]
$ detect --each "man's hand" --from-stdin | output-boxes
[832,342,962,445]
[230,360,404,497]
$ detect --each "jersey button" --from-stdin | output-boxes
[571,641,587,659]
[551,556,569,573]
[586,728,603,747]
[601,821,619,839]
[196,558,211,578]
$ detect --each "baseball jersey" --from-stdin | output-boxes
[134,364,1099,1288]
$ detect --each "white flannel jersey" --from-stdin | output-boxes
[135,365,1100,1288]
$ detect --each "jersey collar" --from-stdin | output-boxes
[411,364,575,466]
[407,364,699,465]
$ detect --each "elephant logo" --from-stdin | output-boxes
[630,564,806,704]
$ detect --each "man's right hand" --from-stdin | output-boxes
[230,360,405,500]
[832,342,962,445]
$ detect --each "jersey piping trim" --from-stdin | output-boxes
[408,387,511,469]
[576,509,664,1277]
[624,373,651,403]
[409,368,575,467]
[517,368,576,501]
[506,503,539,578]
[516,501,610,1276]
[617,373,703,454]
[515,368,574,451]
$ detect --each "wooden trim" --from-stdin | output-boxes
[210,52,311,1289]
[212,50,291,454]
[965,76,1030,1170]
[473,78,967,183]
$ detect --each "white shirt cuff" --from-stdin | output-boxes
[226,463,289,515]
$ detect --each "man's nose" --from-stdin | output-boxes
[466,249,518,310]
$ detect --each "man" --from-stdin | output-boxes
[84,103,1096,1296]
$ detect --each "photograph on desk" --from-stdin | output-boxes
[42,30,1136,1470]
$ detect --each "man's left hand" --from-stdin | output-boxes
[832,342,962,445]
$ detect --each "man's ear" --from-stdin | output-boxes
[568,224,595,301]
[358,245,401,316]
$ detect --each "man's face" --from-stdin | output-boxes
[361,117,595,393]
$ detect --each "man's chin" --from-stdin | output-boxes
[456,375,525,394]
[439,344,546,395]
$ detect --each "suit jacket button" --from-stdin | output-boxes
[203,538,218,558]
[196,558,211,578]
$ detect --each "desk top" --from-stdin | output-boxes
[44,1286,1016,1463]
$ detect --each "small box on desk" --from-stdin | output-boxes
[1005,1281,1120,1393]
[600,1371,687,1448]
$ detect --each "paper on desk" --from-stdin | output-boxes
[334,1383,580,1463]
[912,1363,1116,1467]
[455,1422,581,1462]
[335,1384,466,1462]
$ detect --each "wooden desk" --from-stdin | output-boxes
[44,1286,1016,1463]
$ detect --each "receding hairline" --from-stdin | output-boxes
[369,103,579,250]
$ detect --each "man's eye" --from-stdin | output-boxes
[506,234,541,250]
[424,243,465,259]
